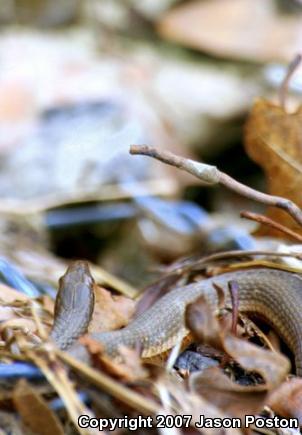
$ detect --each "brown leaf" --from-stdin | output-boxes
[80,336,148,382]
[88,285,135,333]
[158,0,302,62]
[223,334,290,387]
[79,334,105,355]
[267,378,302,424]
[185,295,225,351]
[190,367,267,420]
[185,294,290,419]
[13,379,64,435]
[161,378,242,435]
[188,333,289,422]
[134,274,180,318]
[244,97,302,237]
[98,346,148,382]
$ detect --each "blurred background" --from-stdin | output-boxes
[0,0,301,294]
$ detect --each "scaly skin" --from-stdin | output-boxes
[50,261,95,349]
[50,262,302,375]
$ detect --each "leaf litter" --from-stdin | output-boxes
[1,7,302,435]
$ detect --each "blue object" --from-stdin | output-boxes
[49,391,90,411]
[0,258,40,298]
[45,203,136,228]
[0,362,43,380]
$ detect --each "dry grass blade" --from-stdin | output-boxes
[219,260,302,274]
[57,350,159,415]
[25,349,97,435]
[164,250,302,277]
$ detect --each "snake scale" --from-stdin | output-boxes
[50,261,302,375]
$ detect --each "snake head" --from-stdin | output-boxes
[55,261,95,315]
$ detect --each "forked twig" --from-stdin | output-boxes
[130,145,302,228]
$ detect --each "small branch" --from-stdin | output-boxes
[278,54,302,111]
[130,145,219,185]
[163,249,302,276]
[130,145,302,228]
[240,211,302,243]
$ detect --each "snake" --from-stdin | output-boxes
[50,261,302,375]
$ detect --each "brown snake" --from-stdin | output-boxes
[50,261,302,375]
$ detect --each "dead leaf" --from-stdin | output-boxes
[190,367,268,421]
[79,335,105,356]
[185,294,290,419]
[267,378,302,424]
[98,346,148,382]
[244,98,302,237]
[185,295,225,351]
[187,295,290,385]
[186,294,290,381]
[134,274,180,318]
[88,285,135,333]
[13,379,64,435]
[26,349,98,435]
[80,336,148,382]
[158,0,302,62]
[159,377,242,435]
[223,334,290,387]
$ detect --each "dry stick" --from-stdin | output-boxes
[241,211,302,243]
[278,53,302,110]
[164,250,302,276]
[130,145,302,228]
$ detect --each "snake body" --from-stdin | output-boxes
[50,261,302,375]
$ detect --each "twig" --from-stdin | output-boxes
[278,53,302,111]
[130,145,302,227]
[161,250,302,279]
[241,211,302,243]
[30,302,48,341]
